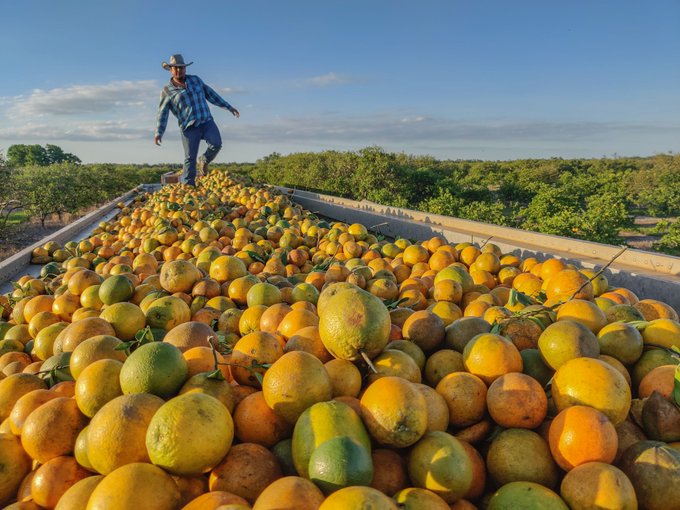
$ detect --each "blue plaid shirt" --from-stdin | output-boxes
[155,75,233,137]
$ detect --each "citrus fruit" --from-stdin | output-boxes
[146,392,234,476]
[119,341,188,398]
[318,287,391,361]
[86,392,164,474]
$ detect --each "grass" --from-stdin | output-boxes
[5,209,31,226]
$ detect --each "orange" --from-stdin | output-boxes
[537,320,600,370]
[0,375,48,423]
[146,393,234,476]
[22,295,56,324]
[560,462,637,510]
[182,346,230,379]
[144,295,192,331]
[8,388,60,435]
[555,299,607,334]
[209,442,283,504]
[435,371,487,427]
[86,392,164,475]
[423,349,464,387]
[20,397,88,464]
[182,491,250,510]
[551,357,631,425]
[69,334,126,379]
[638,364,676,399]
[414,383,449,433]
[486,428,559,489]
[407,431,473,504]
[262,351,333,424]
[539,258,567,282]
[641,318,680,349]
[369,449,408,496]
[30,455,90,509]
[0,432,32,505]
[284,325,333,362]
[402,310,446,352]
[86,462,181,510]
[239,304,268,335]
[394,487,450,509]
[66,269,103,296]
[162,320,219,353]
[462,332,523,385]
[119,341,188,398]
[324,358,362,397]
[488,481,568,509]
[360,376,427,448]
[617,441,680,510]
[549,405,618,471]
[259,303,293,334]
[74,359,124,418]
[277,309,319,340]
[233,391,292,447]
[54,317,117,353]
[247,282,283,307]
[318,286,391,361]
[54,475,105,510]
[634,298,679,321]
[486,372,548,429]
[597,321,644,366]
[544,269,594,301]
[230,331,284,387]
[368,348,422,384]
[253,475,325,510]
[319,486,398,509]
[99,302,147,341]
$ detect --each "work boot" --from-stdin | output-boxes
[197,157,208,177]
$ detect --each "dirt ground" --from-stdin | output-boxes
[0,212,89,261]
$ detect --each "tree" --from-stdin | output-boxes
[6,144,80,167]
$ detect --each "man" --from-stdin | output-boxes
[155,54,239,186]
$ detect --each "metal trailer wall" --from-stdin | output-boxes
[277,187,680,313]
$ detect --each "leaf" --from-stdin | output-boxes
[245,250,267,264]
[490,322,503,335]
[383,296,409,310]
[535,290,547,304]
[629,321,649,331]
[254,371,264,385]
[114,341,135,351]
[206,369,225,381]
[674,365,680,409]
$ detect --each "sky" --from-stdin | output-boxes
[1,0,679,164]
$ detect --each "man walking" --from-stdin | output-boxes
[155,54,239,186]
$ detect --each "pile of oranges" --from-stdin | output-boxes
[0,171,679,509]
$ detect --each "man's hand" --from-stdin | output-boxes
[154,135,162,146]
[230,107,240,118]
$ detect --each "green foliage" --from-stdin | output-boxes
[0,163,170,232]
[653,220,680,256]
[233,148,679,248]
[6,143,80,167]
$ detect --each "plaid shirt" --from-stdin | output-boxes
[155,74,233,137]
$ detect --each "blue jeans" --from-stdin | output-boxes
[180,119,222,185]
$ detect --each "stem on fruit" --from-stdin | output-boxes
[360,349,378,373]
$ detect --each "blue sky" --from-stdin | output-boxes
[1,0,679,164]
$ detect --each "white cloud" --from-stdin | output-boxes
[6,80,158,118]
[304,72,351,87]
[0,120,150,141]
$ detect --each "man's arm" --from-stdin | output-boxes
[201,80,240,117]
[155,90,171,143]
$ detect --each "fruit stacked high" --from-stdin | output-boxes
[1,171,679,509]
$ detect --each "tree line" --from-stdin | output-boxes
[229,147,680,255]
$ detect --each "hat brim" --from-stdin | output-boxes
[162,61,193,70]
